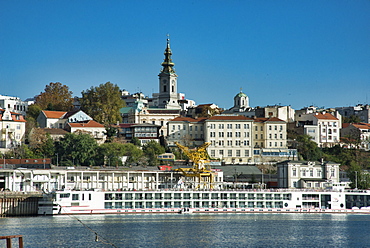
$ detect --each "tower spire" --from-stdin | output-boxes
[161,34,176,74]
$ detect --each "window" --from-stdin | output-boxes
[260,126,263,131]
[219,150,224,156]
[72,194,79,201]
[228,150,232,156]
[292,168,296,176]
[236,150,240,156]
[244,150,249,156]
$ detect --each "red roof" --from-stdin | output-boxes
[42,110,66,119]
[208,115,253,121]
[0,109,26,122]
[170,117,207,122]
[68,120,104,128]
[314,113,338,120]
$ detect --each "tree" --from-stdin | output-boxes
[80,82,125,124]
[295,134,323,161]
[104,126,118,143]
[5,144,36,159]
[35,82,74,111]
[97,142,127,166]
[55,133,98,166]
[131,137,141,146]
[26,104,42,120]
[343,115,361,124]
[142,141,165,166]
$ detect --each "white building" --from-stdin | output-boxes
[37,110,93,129]
[0,109,26,153]
[295,112,341,147]
[277,160,340,189]
[0,95,28,116]
[0,167,223,192]
[204,115,254,164]
[65,120,106,144]
[341,122,370,150]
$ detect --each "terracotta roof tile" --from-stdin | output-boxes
[314,113,338,120]
[43,110,66,119]
[170,117,207,122]
[208,115,253,121]
[68,120,104,128]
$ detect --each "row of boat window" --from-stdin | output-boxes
[103,201,286,209]
[103,193,292,201]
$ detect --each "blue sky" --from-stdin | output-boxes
[0,0,369,110]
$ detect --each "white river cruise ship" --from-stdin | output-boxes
[38,187,370,215]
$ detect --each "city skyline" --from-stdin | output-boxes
[0,0,369,110]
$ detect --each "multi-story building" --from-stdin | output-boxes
[167,117,207,148]
[336,105,370,123]
[254,105,295,123]
[0,109,26,152]
[167,114,294,164]
[252,117,293,162]
[37,110,92,129]
[205,115,254,164]
[341,122,370,150]
[295,112,341,147]
[118,123,161,145]
[65,120,106,144]
[0,95,28,116]
[277,160,340,189]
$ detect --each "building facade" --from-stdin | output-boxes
[0,109,26,152]
[277,160,340,189]
[0,95,28,116]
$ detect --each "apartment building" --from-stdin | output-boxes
[0,109,26,152]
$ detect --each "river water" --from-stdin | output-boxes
[0,213,369,247]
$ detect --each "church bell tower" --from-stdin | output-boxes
[158,35,180,109]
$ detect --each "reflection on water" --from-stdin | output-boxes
[0,214,369,248]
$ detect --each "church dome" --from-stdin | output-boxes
[235,92,247,98]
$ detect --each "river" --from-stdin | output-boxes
[1,213,369,247]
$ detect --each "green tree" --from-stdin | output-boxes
[80,82,125,124]
[122,143,143,166]
[142,141,165,166]
[104,126,118,143]
[35,82,74,111]
[131,137,141,146]
[296,134,323,161]
[5,144,36,159]
[343,115,361,124]
[56,133,98,166]
[98,142,127,166]
[26,104,42,120]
